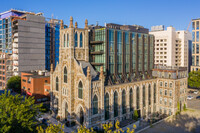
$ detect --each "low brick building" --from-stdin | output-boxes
[21,70,50,103]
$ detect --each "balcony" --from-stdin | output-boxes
[91,62,104,66]
[13,43,18,48]
[90,51,104,55]
[13,38,18,43]
[13,49,18,54]
[90,41,104,45]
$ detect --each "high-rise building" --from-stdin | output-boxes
[150,26,192,70]
[45,19,63,71]
[50,17,188,128]
[0,9,46,88]
[191,19,200,71]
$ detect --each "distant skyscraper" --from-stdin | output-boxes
[150,26,192,70]
[45,19,61,71]
[191,19,200,71]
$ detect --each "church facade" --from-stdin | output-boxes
[50,17,188,128]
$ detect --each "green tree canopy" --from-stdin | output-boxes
[188,71,200,89]
[0,90,43,133]
[7,76,21,93]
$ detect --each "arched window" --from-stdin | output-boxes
[67,33,69,47]
[122,90,126,114]
[105,93,109,120]
[80,32,83,47]
[64,34,66,47]
[78,81,83,99]
[56,77,59,91]
[64,67,67,83]
[154,83,156,103]
[148,84,151,105]
[136,87,140,109]
[114,91,118,117]
[130,88,133,111]
[143,85,146,107]
[75,32,78,47]
[93,95,98,115]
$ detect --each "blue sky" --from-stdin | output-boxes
[0,0,199,31]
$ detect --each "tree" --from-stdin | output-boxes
[188,71,200,89]
[183,103,186,111]
[133,110,139,121]
[0,90,43,133]
[7,76,21,93]
[37,124,64,133]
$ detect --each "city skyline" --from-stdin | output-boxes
[0,0,199,31]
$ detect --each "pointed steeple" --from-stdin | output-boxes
[85,19,88,29]
[69,16,73,28]
[75,21,78,28]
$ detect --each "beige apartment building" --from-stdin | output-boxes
[150,26,192,70]
[191,19,200,71]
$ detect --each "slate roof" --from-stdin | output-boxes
[78,61,99,81]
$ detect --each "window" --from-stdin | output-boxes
[164,98,167,105]
[45,80,48,83]
[192,32,195,42]
[169,83,172,88]
[22,79,26,82]
[165,82,167,87]
[75,32,77,47]
[93,95,98,115]
[130,88,133,111]
[160,98,162,104]
[67,33,69,47]
[64,67,67,83]
[169,100,172,106]
[56,77,59,91]
[105,93,109,120]
[165,90,167,96]
[64,34,66,47]
[114,91,118,117]
[169,109,172,115]
[136,87,140,109]
[122,90,126,114]
[160,89,162,95]
[143,86,146,107]
[169,90,172,96]
[154,84,156,103]
[78,81,83,99]
[80,32,83,47]
[160,82,163,87]
[197,44,199,54]
[197,56,199,66]
[148,84,151,105]
[192,22,195,30]
[197,21,200,30]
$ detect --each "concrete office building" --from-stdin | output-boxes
[150,26,192,70]
[0,9,45,87]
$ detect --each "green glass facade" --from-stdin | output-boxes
[89,24,154,84]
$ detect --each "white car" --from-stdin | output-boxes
[194,91,199,94]
[187,96,194,100]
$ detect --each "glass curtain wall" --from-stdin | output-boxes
[109,29,115,75]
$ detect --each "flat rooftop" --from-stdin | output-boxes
[22,70,50,78]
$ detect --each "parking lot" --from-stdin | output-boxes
[187,89,200,110]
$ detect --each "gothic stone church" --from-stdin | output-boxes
[50,17,188,128]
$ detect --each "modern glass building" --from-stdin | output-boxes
[89,23,154,85]
[45,19,62,71]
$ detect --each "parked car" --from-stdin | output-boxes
[187,96,194,100]
[188,90,194,94]
[194,91,199,94]
[196,96,200,99]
